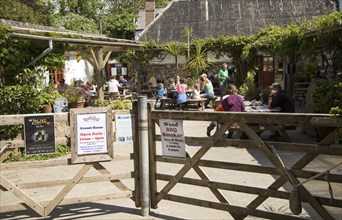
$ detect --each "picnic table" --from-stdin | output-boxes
[228,101,296,141]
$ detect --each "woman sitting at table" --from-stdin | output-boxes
[199,75,215,107]
[206,83,245,137]
[176,78,187,110]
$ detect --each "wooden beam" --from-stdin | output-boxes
[0,174,45,216]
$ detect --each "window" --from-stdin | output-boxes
[263,56,274,72]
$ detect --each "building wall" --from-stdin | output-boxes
[64,55,94,85]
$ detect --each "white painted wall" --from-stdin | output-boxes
[64,55,94,84]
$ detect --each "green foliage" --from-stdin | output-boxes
[4,144,71,163]
[313,79,340,113]
[163,42,186,73]
[0,68,45,115]
[102,13,137,39]
[39,82,62,105]
[0,0,50,25]
[238,69,259,100]
[93,98,107,107]
[50,13,99,33]
[187,41,213,76]
[93,99,132,110]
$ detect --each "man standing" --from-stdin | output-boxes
[217,63,229,100]
[268,82,295,112]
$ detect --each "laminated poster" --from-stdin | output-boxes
[24,115,56,155]
[159,119,186,158]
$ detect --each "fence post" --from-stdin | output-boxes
[138,96,150,216]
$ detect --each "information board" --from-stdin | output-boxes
[24,115,56,155]
[115,114,134,142]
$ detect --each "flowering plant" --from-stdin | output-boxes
[63,87,85,103]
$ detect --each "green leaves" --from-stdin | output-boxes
[186,42,212,76]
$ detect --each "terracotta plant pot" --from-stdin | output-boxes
[42,104,52,113]
[69,101,85,108]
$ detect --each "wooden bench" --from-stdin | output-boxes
[159,97,173,109]
[181,98,207,111]
[227,124,297,142]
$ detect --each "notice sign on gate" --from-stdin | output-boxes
[159,119,186,158]
[24,114,56,155]
[70,107,113,164]
[77,113,107,154]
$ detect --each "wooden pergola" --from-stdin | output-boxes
[1,19,143,99]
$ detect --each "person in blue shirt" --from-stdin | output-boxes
[155,83,166,108]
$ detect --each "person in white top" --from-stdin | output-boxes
[107,76,121,99]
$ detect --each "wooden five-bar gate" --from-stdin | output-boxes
[0,103,341,219]
[0,109,142,218]
[147,108,341,219]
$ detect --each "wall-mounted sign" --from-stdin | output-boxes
[24,115,55,155]
[70,107,113,163]
[115,114,134,142]
[159,119,186,158]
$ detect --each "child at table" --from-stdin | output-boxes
[155,83,166,108]
[191,84,201,99]
[176,78,187,110]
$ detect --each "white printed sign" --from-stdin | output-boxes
[115,114,134,142]
[77,113,107,155]
[159,119,186,158]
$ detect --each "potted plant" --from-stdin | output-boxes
[63,87,85,108]
[39,85,62,113]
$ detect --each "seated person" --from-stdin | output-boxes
[74,80,91,106]
[176,78,187,109]
[207,84,245,137]
[191,84,201,99]
[167,78,177,99]
[268,82,295,113]
[119,75,128,86]
[57,78,69,94]
[107,76,121,100]
[199,75,215,107]
[149,74,158,88]
[155,83,166,108]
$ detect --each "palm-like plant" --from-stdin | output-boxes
[187,42,212,76]
[162,42,186,75]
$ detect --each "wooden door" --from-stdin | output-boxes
[261,56,275,88]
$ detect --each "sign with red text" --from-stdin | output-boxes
[77,113,107,155]
[159,119,186,158]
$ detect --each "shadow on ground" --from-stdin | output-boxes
[0,202,183,220]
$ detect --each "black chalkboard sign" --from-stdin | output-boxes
[24,115,56,155]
